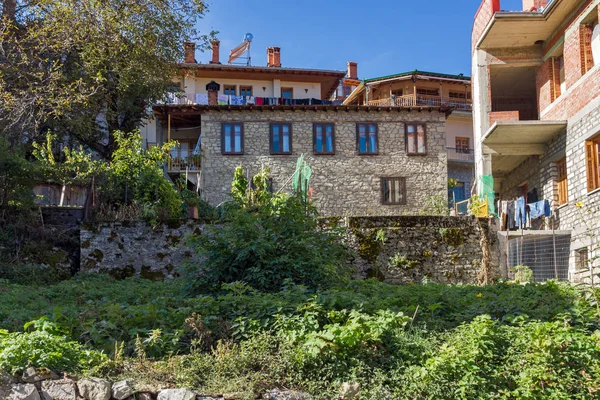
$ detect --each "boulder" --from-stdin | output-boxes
[338,382,360,400]
[22,368,59,384]
[262,390,312,400]
[111,381,135,400]
[40,379,77,400]
[77,378,111,400]
[8,384,41,400]
[156,389,196,400]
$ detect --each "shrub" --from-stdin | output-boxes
[186,167,349,293]
[0,319,107,374]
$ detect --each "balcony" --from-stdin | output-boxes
[168,154,201,172]
[447,147,475,162]
[368,95,472,111]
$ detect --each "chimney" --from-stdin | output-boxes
[184,42,196,63]
[522,0,547,11]
[347,62,358,80]
[206,81,220,106]
[210,40,221,64]
[267,47,281,67]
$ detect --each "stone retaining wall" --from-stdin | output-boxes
[340,216,499,284]
[80,221,200,280]
[80,216,499,285]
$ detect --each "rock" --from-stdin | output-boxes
[338,382,360,400]
[262,390,312,400]
[8,383,41,400]
[136,393,153,400]
[77,378,111,400]
[222,393,243,400]
[40,379,76,400]
[1,370,15,385]
[196,397,223,400]
[157,389,196,400]
[111,381,135,400]
[22,368,59,384]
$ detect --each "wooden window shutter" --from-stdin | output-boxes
[557,157,568,205]
[586,141,599,191]
[580,24,595,74]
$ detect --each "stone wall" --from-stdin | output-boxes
[80,221,200,280]
[200,109,448,216]
[340,216,499,284]
[79,216,499,285]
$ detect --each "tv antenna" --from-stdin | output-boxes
[228,33,253,66]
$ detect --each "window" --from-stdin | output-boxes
[391,89,403,97]
[281,87,293,99]
[313,123,335,154]
[357,123,378,154]
[270,123,292,154]
[455,137,470,153]
[576,248,589,270]
[224,85,236,96]
[417,88,439,96]
[406,124,426,155]
[449,91,471,100]
[580,20,597,74]
[240,86,253,97]
[221,123,244,154]
[557,157,568,206]
[381,177,406,205]
[586,136,600,192]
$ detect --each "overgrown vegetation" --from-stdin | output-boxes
[186,166,349,293]
[1,276,599,398]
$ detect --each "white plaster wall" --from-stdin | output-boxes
[139,117,157,147]
[188,77,321,99]
[446,117,474,148]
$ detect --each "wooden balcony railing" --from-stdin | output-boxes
[367,95,472,111]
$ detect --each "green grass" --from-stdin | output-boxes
[1,275,600,399]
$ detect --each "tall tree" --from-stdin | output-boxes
[0,0,215,158]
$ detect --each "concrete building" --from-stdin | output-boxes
[472,0,600,279]
[342,71,475,208]
[147,41,453,216]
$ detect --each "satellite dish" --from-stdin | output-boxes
[592,24,600,64]
[244,33,253,42]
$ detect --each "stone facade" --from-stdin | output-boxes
[200,108,448,216]
[342,216,499,284]
[80,222,200,280]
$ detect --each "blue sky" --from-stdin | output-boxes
[197,0,524,79]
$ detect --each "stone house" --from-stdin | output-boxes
[472,0,600,279]
[342,70,475,210]
[144,40,452,216]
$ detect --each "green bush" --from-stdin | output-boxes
[186,167,349,293]
[0,319,107,374]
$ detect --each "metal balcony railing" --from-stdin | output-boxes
[367,95,472,111]
[447,147,474,162]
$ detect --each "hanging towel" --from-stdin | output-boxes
[195,93,208,105]
[515,196,527,228]
[230,95,244,105]
[255,97,264,105]
[529,200,551,219]
[246,96,255,105]
[217,94,228,105]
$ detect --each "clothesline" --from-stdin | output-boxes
[498,197,551,231]
[190,93,336,106]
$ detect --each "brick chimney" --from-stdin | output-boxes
[210,40,221,64]
[347,62,358,80]
[522,0,547,11]
[267,47,281,67]
[184,42,196,63]
[206,81,220,105]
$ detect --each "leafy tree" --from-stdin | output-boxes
[0,0,216,157]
